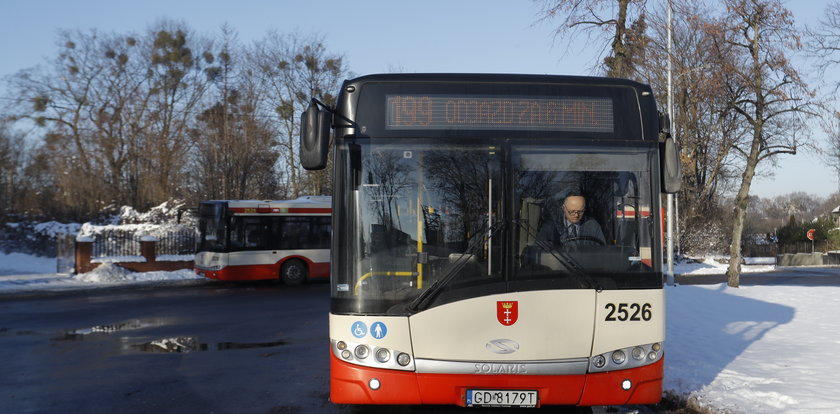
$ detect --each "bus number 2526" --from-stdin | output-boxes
[604,303,652,321]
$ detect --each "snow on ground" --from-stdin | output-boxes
[667,270,840,413]
[0,252,201,293]
[1,252,839,413]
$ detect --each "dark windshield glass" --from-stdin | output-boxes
[197,203,226,252]
[512,146,659,290]
[331,140,660,315]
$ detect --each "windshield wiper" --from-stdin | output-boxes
[407,221,505,313]
[515,219,602,291]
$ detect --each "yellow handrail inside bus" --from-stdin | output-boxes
[354,271,418,295]
[416,196,423,289]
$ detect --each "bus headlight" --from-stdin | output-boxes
[396,352,411,366]
[590,342,663,373]
[354,345,370,359]
[331,339,414,370]
[375,348,391,363]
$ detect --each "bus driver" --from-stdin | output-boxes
[542,192,606,247]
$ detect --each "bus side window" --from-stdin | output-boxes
[228,217,244,250]
[242,217,270,249]
[283,218,303,249]
[316,217,331,249]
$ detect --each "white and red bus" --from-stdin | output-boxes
[300,74,681,408]
[194,196,331,285]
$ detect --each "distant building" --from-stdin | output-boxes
[832,205,840,227]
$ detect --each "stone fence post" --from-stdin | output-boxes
[75,236,94,274]
[139,236,157,263]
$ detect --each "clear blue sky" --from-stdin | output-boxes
[1,0,836,199]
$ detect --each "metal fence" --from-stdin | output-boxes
[156,229,197,256]
[778,240,834,254]
[741,242,778,257]
[91,228,196,259]
[741,240,836,257]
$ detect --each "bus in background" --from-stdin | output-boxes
[300,74,681,408]
[194,196,331,285]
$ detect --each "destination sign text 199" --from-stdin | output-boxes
[386,94,613,132]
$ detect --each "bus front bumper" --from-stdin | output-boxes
[329,352,663,407]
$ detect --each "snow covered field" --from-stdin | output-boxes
[666,258,840,413]
[1,252,837,413]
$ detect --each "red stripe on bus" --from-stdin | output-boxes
[288,208,331,214]
[227,207,331,214]
[615,211,651,218]
[195,259,330,281]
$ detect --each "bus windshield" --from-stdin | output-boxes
[333,139,659,314]
[197,202,226,252]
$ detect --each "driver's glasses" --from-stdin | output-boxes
[564,206,585,216]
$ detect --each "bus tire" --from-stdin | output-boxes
[280,259,307,286]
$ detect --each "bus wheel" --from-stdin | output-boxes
[280,259,307,286]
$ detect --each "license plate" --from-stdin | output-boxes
[466,389,538,407]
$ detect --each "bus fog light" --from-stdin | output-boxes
[396,352,411,366]
[652,342,661,352]
[375,348,391,363]
[354,345,370,359]
[648,351,658,361]
[611,350,626,364]
[621,379,632,390]
[336,341,347,351]
[341,350,352,359]
[631,347,645,360]
[369,378,381,390]
[593,355,606,368]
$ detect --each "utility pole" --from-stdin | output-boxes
[666,0,676,285]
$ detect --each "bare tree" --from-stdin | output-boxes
[807,2,840,183]
[641,1,745,256]
[188,26,282,203]
[249,33,347,198]
[141,23,215,206]
[4,23,217,218]
[806,1,840,79]
[827,112,840,182]
[709,0,817,286]
[536,0,648,78]
[6,29,141,216]
[0,124,28,217]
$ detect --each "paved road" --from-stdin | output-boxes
[676,266,840,286]
[0,281,334,413]
[4,273,780,413]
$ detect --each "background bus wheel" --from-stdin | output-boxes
[280,259,306,285]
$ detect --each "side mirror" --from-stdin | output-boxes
[660,137,682,194]
[658,112,671,139]
[300,100,331,170]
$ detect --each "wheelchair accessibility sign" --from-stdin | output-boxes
[351,321,367,338]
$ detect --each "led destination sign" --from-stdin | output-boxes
[386,94,614,132]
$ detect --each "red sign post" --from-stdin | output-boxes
[807,229,816,252]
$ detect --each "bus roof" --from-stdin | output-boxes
[345,73,653,90]
[334,73,660,141]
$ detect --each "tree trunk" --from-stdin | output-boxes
[607,0,630,78]
[726,130,762,287]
